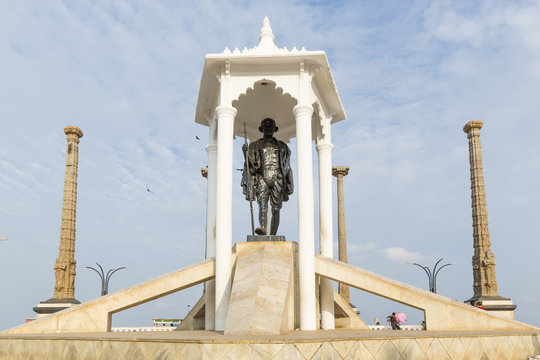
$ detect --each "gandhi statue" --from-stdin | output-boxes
[241,118,294,235]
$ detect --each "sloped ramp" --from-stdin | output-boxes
[315,255,538,331]
[333,289,369,329]
[3,258,215,334]
[176,294,206,330]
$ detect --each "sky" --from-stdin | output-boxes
[1,0,539,330]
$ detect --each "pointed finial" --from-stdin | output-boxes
[258,16,275,49]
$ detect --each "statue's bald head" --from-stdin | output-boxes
[259,118,278,135]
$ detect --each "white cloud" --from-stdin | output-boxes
[348,242,378,253]
[382,247,425,262]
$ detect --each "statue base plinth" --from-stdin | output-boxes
[33,297,81,319]
[465,295,516,319]
[247,235,285,242]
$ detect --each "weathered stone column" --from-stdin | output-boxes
[34,126,83,318]
[463,121,515,318]
[332,166,350,303]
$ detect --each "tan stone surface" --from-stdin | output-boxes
[333,290,369,329]
[425,338,451,360]
[332,166,350,303]
[315,255,538,331]
[463,121,500,299]
[1,331,540,359]
[177,294,206,330]
[225,242,295,335]
[345,341,375,360]
[53,126,83,300]
[295,342,322,359]
[4,259,215,334]
[401,339,428,360]
[312,342,340,359]
[330,340,355,358]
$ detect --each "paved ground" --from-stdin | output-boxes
[2,329,539,343]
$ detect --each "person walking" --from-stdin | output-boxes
[386,312,401,330]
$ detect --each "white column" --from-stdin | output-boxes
[205,118,217,330]
[293,104,317,330]
[317,139,334,330]
[214,105,237,331]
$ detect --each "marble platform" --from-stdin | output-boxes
[1,329,539,359]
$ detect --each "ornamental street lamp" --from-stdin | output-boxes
[407,258,455,293]
[82,263,131,296]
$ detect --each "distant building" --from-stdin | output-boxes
[152,318,181,327]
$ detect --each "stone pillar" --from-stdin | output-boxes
[214,106,237,331]
[463,121,515,318]
[332,166,350,303]
[204,117,217,330]
[293,104,317,330]
[317,129,334,330]
[34,126,83,318]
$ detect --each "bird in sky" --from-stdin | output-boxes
[146,184,153,193]
[195,135,200,140]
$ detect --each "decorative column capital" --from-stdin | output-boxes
[206,144,218,153]
[332,166,350,177]
[201,167,208,178]
[293,104,314,118]
[463,121,483,137]
[64,126,83,143]
[215,106,237,119]
[316,143,334,154]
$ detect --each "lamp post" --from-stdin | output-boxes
[407,258,455,293]
[82,263,131,296]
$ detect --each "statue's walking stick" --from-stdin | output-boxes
[243,122,255,236]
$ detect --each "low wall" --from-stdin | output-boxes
[1,330,539,359]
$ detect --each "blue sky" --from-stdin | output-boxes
[1,0,539,329]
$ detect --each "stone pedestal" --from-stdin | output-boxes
[225,242,296,335]
[465,295,516,320]
[33,298,80,319]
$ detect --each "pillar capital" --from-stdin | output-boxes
[332,166,350,177]
[316,143,334,154]
[64,126,83,143]
[215,106,237,119]
[206,144,217,153]
[463,120,483,134]
[293,104,314,118]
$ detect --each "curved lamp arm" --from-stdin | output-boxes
[433,262,456,293]
[407,262,434,292]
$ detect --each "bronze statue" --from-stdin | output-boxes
[242,118,293,235]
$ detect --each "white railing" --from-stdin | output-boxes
[112,325,426,332]
[369,325,424,331]
[111,327,176,332]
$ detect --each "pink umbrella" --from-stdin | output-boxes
[395,313,407,324]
